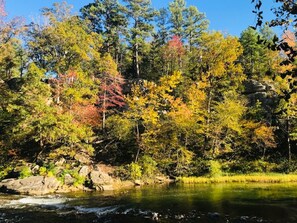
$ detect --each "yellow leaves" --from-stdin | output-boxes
[168,98,194,130]
[214,92,246,134]
[199,31,244,82]
[101,53,118,77]
[159,71,182,94]
[186,83,206,114]
[253,125,276,149]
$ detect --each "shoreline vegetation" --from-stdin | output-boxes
[177,174,297,184]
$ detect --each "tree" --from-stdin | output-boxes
[184,5,208,50]
[98,54,125,129]
[239,27,268,79]
[0,64,94,161]
[27,2,102,75]
[155,8,170,46]
[195,32,244,153]
[239,26,279,80]
[162,35,185,74]
[80,0,128,63]
[124,0,156,78]
[0,0,6,17]
[169,0,186,38]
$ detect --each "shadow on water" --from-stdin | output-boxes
[1,183,297,222]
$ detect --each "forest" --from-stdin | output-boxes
[0,0,297,182]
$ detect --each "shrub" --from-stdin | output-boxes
[209,160,222,177]
[0,166,13,180]
[113,165,130,180]
[39,166,47,176]
[71,171,85,187]
[20,166,32,179]
[190,158,210,176]
[128,162,142,180]
[139,155,157,178]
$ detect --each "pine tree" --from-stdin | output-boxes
[124,0,156,78]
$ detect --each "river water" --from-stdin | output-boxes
[1,183,297,223]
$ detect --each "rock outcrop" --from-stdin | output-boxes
[0,176,61,195]
[0,164,171,195]
[244,79,278,108]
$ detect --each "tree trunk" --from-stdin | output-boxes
[135,42,140,78]
[287,116,291,171]
[203,89,212,152]
[102,79,107,129]
[135,123,140,162]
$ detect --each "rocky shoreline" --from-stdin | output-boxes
[0,164,172,195]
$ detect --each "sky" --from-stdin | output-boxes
[5,0,276,37]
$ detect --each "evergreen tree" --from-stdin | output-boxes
[80,0,128,63]
[169,0,186,38]
[124,0,156,78]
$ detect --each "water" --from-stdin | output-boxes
[1,183,297,223]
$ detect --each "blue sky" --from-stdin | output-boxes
[6,0,275,36]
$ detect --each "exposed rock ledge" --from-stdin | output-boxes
[0,176,61,195]
[0,164,171,195]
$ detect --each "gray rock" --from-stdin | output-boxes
[31,165,40,175]
[55,158,65,166]
[79,166,91,178]
[90,170,113,187]
[0,176,61,195]
[101,184,114,191]
[64,174,75,186]
[244,79,267,94]
[74,153,91,164]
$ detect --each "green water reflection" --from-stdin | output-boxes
[2,182,297,222]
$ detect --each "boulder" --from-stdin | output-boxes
[134,180,144,186]
[90,170,113,188]
[0,176,61,195]
[64,174,75,186]
[79,165,91,178]
[31,165,40,175]
[74,153,91,164]
[244,79,266,94]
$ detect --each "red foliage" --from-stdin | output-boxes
[58,70,77,85]
[98,74,125,114]
[163,35,185,60]
[72,103,101,127]
[162,35,185,72]
[167,35,184,56]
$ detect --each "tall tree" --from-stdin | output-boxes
[169,0,186,38]
[80,0,128,63]
[0,0,5,18]
[124,0,156,78]
[184,5,208,50]
[196,32,244,153]
[98,54,125,129]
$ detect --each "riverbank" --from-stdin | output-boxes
[0,163,172,195]
[177,173,297,184]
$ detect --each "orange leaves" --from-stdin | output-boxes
[71,103,101,127]
[168,97,194,130]
[253,125,276,149]
[243,121,276,149]
[58,70,78,85]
